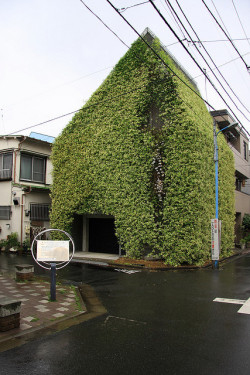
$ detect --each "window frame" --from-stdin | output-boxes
[30,203,50,221]
[0,152,13,181]
[20,153,46,183]
[0,206,11,220]
[243,141,249,161]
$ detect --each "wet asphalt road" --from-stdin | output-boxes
[1,253,250,375]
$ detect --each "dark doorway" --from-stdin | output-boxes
[89,218,119,254]
[71,214,83,251]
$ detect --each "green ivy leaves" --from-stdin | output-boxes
[51,35,235,265]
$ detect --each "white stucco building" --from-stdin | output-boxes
[0,132,54,246]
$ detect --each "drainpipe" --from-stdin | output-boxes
[14,136,26,183]
[20,186,31,246]
[13,136,27,245]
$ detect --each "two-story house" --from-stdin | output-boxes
[211,110,250,243]
[0,132,54,247]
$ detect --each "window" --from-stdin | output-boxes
[235,177,242,192]
[0,153,13,180]
[0,206,11,220]
[30,204,50,221]
[243,141,248,161]
[20,154,46,183]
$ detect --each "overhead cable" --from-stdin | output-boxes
[201,0,250,72]
[148,0,249,128]
[171,0,250,117]
[231,0,250,51]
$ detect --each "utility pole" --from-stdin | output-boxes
[212,120,237,269]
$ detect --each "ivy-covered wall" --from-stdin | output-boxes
[51,30,235,265]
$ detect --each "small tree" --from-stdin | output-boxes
[242,214,250,233]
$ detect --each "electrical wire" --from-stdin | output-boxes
[79,0,129,49]
[4,1,207,137]
[162,0,186,40]
[104,0,250,136]
[119,1,152,13]
[231,0,250,51]
[201,0,250,72]
[4,83,150,136]
[193,37,250,44]
[193,52,250,78]
[171,0,250,117]
[148,0,249,128]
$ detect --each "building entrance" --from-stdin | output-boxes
[88,217,119,254]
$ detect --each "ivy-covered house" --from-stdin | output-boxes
[51,28,235,266]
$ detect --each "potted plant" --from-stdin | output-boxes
[22,237,31,253]
[240,238,247,250]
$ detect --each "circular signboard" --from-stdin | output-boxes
[31,228,75,270]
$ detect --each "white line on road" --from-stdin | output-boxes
[213,297,250,315]
[213,298,246,305]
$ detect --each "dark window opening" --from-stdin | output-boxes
[235,177,242,192]
[88,218,119,254]
[243,141,248,161]
[30,204,50,221]
[0,153,13,181]
[20,154,46,183]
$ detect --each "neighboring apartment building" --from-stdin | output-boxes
[211,110,250,243]
[0,132,54,246]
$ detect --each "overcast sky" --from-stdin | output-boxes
[1,0,250,138]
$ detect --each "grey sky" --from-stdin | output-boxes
[1,0,250,137]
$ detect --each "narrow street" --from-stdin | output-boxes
[1,253,250,374]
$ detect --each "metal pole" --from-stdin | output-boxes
[212,120,238,269]
[50,263,56,301]
[213,120,219,269]
[213,121,219,220]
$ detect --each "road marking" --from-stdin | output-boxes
[213,298,246,305]
[238,298,250,314]
[213,297,250,315]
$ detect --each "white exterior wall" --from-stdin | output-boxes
[0,136,52,245]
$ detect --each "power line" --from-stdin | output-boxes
[162,0,186,40]
[231,0,250,51]
[105,0,211,106]
[4,83,150,136]
[105,0,249,136]
[171,0,250,117]
[119,1,152,13]
[148,0,249,128]
[78,1,223,135]
[194,37,250,44]
[193,52,250,78]
[201,0,250,72]
[79,0,129,49]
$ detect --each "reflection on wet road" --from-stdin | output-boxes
[1,253,250,374]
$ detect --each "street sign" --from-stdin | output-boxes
[211,219,221,260]
[37,240,69,262]
[31,229,75,301]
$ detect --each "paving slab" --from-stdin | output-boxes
[0,273,86,343]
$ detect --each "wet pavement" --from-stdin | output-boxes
[0,274,85,340]
[1,252,250,374]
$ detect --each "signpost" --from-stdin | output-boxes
[31,229,75,301]
[211,218,221,267]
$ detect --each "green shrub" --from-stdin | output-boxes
[242,214,250,231]
[4,232,20,250]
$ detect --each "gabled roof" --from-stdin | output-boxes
[142,28,198,91]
